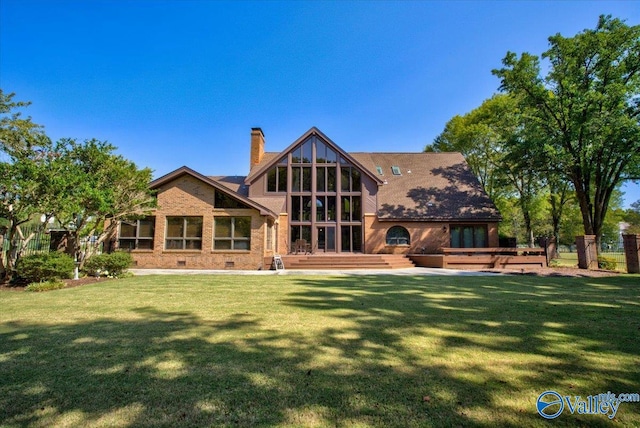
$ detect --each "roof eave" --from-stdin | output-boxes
[377,216,503,222]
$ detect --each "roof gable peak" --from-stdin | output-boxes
[150,166,277,218]
[245,127,383,185]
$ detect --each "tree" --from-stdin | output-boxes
[48,138,156,267]
[0,90,54,281]
[494,15,640,250]
[427,94,547,246]
[546,175,574,257]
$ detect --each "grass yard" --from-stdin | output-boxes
[1,273,639,427]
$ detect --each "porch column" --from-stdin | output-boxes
[622,234,640,274]
[576,235,597,270]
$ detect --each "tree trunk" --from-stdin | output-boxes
[4,224,20,281]
[522,210,534,248]
[572,176,595,235]
[0,232,6,282]
[548,181,571,260]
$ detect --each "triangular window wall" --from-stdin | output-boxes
[264,135,363,253]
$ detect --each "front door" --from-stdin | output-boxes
[317,226,335,252]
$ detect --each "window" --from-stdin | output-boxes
[291,167,311,192]
[291,167,300,192]
[166,217,202,250]
[341,225,362,252]
[303,167,311,192]
[316,167,325,192]
[267,166,287,192]
[291,196,312,221]
[450,225,487,248]
[327,167,336,191]
[266,220,274,250]
[391,166,401,175]
[119,217,155,250]
[386,226,410,245]
[341,166,361,192]
[290,225,311,250]
[341,196,361,221]
[214,217,251,250]
[278,135,363,253]
[376,166,384,175]
[215,191,250,209]
[316,196,336,221]
[316,141,337,163]
[302,140,312,163]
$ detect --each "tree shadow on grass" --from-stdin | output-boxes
[0,305,482,427]
[282,275,640,426]
[0,275,638,427]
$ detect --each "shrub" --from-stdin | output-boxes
[598,256,617,271]
[25,279,67,292]
[16,252,75,283]
[84,252,133,277]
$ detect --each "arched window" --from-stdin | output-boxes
[386,226,410,245]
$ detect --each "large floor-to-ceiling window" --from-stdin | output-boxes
[266,136,362,253]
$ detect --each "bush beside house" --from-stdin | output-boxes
[16,252,75,283]
[84,252,133,277]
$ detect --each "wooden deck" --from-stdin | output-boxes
[275,254,416,270]
[410,247,547,269]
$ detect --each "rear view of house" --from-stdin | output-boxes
[117,127,501,269]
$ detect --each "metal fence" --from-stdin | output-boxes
[1,228,102,267]
[1,226,52,259]
[599,247,627,272]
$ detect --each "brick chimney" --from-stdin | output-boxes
[250,127,265,170]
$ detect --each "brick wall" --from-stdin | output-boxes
[129,174,268,270]
[364,215,500,254]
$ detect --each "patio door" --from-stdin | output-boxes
[317,226,335,252]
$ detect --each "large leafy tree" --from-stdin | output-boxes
[494,15,640,248]
[49,138,156,267]
[1,90,156,279]
[0,90,55,280]
[427,94,547,246]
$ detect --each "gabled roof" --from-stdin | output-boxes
[350,152,502,221]
[208,175,249,197]
[245,127,383,185]
[150,166,278,218]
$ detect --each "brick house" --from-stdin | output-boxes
[117,127,501,269]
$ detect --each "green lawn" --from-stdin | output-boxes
[1,274,639,427]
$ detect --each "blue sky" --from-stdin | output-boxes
[1,0,639,207]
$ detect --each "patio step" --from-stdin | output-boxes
[280,254,415,270]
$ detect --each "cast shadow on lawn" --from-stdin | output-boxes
[1,307,485,426]
[283,275,640,426]
[0,275,638,427]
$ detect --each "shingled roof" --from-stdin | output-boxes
[350,152,501,221]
